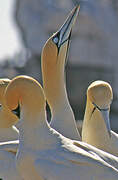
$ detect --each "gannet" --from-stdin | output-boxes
[4,75,118,180]
[82,80,118,156]
[42,5,81,140]
[0,79,21,179]
[0,78,19,142]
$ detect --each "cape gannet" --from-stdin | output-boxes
[0,78,19,142]
[82,80,118,156]
[42,5,81,140]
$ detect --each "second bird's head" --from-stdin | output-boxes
[87,80,113,137]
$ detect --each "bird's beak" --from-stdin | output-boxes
[100,109,111,137]
[57,5,80,48]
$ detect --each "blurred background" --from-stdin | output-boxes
[0,0,118,132]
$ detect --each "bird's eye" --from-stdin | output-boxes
[53,36,58,44]
[0,104,2,110]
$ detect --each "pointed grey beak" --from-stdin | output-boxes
[100,109,111,137]
[53,5,80,48]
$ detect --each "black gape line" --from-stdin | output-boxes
[91,106,96,115]
[90,102,109,119]
[90,106,96,119]
[92,102,109,112]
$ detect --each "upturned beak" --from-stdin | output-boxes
[55,5,80,48]
[100,109,111,137]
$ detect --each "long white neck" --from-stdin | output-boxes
[51,96,81,140]
[18,108,59,151]
[42,57,80,140]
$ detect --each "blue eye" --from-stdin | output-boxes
[53,37,58,44]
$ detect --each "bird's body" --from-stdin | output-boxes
[0,140,21,180]
[0,126,18,142]
[0,78,21,179]
[82,80,118,156]
[17,126,118,180]
[0,78,19,142]
[0,140,18,154]
[4,75,118,180]
[0,148,22,180]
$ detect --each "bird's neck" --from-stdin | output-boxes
[43,65,68,106]
[18,109,58,150]
[82,100,110,149]
[42,63,80,140]
[50,100,80,140]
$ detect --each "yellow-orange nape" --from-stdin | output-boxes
[5,75,46,121]
[87,80,112,109]
[82,80,118,156]
[42,5,81,140]
[0,78,18,128]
